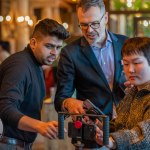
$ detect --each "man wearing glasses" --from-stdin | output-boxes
[55,0,128,149]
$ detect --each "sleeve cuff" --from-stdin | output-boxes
[110,130,130,150]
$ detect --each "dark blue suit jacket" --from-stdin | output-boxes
[55,32,128,117]
[55,32,128,148]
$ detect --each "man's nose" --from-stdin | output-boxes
[50,48,57,55]
[87,25,93,32]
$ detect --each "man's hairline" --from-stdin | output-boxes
[77,5,106,17]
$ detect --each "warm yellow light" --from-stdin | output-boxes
[0,16,4,22]
[143,20,149,27]
[139,21,142,25]
[25,16,30,21]
[6,15,11,21]
[127,2,132,8]
[127,0,132,3]
[135,13,142,17]
[143,4,148,9]
[17,16,24,22]
[28,19,33,26]
[62,22,69,29]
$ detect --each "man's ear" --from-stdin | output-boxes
[30,38,36,50]
[104,12,108,25]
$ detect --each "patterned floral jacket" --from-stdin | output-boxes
[110,82,150,150]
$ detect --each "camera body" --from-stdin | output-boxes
[68,120,96,141]
[58,99,109,147]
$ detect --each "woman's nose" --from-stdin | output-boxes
[129,64,135,73]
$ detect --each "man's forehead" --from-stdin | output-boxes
[43,35,63,42]
[77,7,102,21]
[45,39,63,47]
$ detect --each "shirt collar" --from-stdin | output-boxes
[91,30,112,49]
[128,81,150,98]
[107,31,112,43]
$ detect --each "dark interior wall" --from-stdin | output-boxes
[0,0,2,39]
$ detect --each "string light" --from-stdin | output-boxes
[62,22,69,29]
[0,16,4,22]
[127,0,133,8]
[0,15,33,26]
[143,20,149,27]
[6,15,11,22]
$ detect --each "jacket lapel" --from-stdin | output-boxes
[80,37,110,88]
[109,32,123,89]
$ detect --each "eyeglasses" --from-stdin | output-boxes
[78,13,105,30]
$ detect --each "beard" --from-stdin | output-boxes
[86,30,106,48]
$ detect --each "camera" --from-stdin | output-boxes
[58,100,109,149]
[68,116,96,141]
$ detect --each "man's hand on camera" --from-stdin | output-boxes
[63,98,85,114]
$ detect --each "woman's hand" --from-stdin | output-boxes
[95,124,117,149]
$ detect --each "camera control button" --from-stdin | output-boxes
[74,121,82,129]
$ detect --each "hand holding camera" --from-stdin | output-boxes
[58,99,109,150]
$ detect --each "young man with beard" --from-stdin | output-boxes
[0,18,69,150]
[54,0,128,149]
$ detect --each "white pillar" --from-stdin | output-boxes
[70,12,81,35]
[118,15,126,35]
[41,6,53,19]
[41,0,62,22]
[52,0,62,23]
[15,0,30,51]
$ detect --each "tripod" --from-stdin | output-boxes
[73,140,84,150]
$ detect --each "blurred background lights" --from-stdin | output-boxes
[6,15,11,21]
[143,20,149,27]
[0,16,4,22]
[62,22,69,29]
[127,0,133,8]
[27,19,33,26]
[17,16,24,22]
[25,16,30,21]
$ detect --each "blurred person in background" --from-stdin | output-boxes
[42,65,56,98]
[0,40,10,64]
[0,18,69,150]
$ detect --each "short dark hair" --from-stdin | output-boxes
[76,0,105,13]
[32,18,69,40]
[122,37,150,65]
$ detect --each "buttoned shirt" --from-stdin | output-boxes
[91,32,114,90]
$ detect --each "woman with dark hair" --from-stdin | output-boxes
[96,37,150,150]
